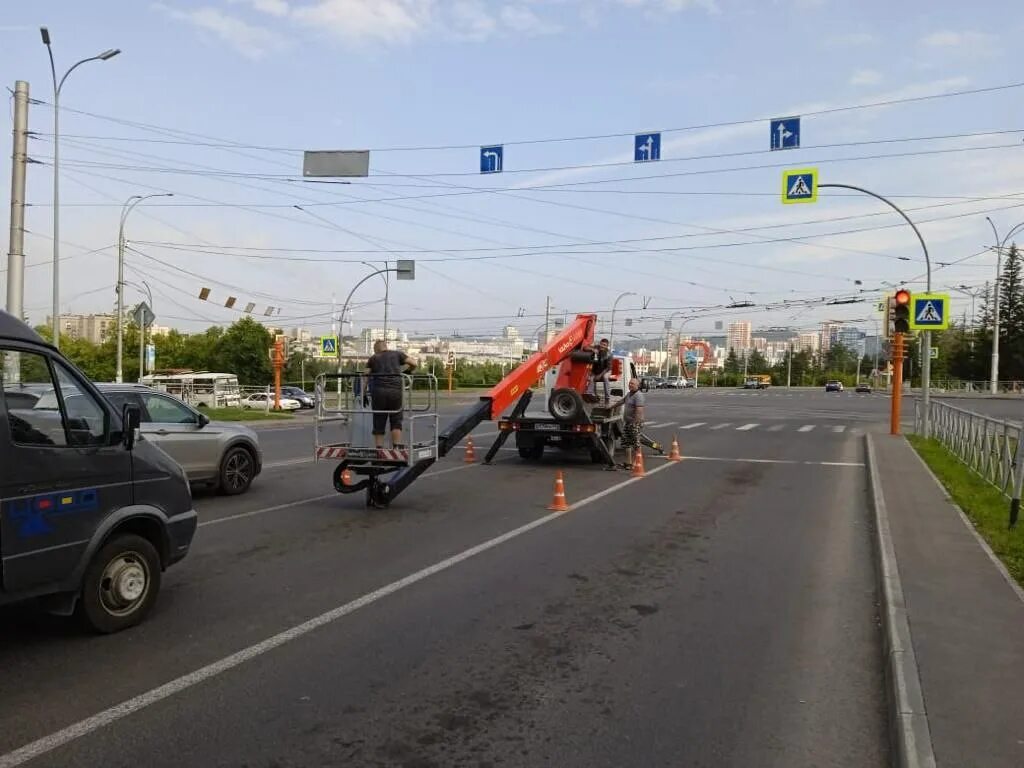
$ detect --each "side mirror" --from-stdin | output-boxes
[122,404,141,450]
[640,378,650,393]
[197,412,210,428]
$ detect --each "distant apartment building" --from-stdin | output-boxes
[836,327,866,356]
[820,321,843,352]
[726,321,752,352]
[798,332,820,353]
[47,313,115,344]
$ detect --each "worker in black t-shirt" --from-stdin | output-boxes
[589,337,612,402]
[363,340,417,448]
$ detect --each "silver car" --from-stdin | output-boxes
[96,384,263,495]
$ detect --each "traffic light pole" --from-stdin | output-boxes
[891,332,904,435]
[820,183,932,438]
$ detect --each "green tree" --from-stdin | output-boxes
[998,243,1024,380]
[215,317,272,385]
[746,349,768,374]
[723,347,740,375]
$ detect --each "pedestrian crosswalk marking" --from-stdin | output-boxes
[736,423,759,431]
[832,425,846,433]
[646,421,856,434]
[710,423,733,430]
[648,421,676,428]
[767,424,786,431]
[798,425,815,432]
[680,422,706,429]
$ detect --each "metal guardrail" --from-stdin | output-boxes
[914,399,1022,498]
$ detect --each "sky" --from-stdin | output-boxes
[2,0,1023,344]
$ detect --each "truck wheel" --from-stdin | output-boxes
[219,446,255,496]
[77,534,161,634]
[548,388,585,421]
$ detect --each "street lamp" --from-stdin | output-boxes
[820,183,932,436]
[953,284,984,330]
[984,218,1024,394]
[116,193,172,382]
[609,291,636,351]
[40,26,121,349]
[337,261,415,373]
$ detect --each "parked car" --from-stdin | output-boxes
[825,380,844,392]
[659,378,684,389]
[96,384,263,495]
[1,310,196,632]
[241,392,302,411]
[855,383,873,393]
[280,386,315,409]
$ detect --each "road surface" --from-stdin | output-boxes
[0,388,890,767]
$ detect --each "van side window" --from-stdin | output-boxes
[52,362,108,446]
[1,348,68,446]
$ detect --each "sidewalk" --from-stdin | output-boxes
[868,433,1024,768]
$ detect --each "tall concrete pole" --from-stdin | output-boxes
[6,81,29,325]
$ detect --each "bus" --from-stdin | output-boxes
[142,372,242,408]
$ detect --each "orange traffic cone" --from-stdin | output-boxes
[464,437,477,463]
[341,467,353,486]
[548,470,569,511]
[668,435,682,462]
[631,449,646,478]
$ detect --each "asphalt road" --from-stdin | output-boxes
[0,387,890,767]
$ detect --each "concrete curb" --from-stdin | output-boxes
[865,433,938,768]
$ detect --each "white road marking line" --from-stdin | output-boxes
[767,424,786,432]
[710,423,732,430]
[199,463,479,528]
[680,422,706,429]
[833,425,847,433]
[0,462,680,768]
[682,455,864,467]
[647,421,676,428]
[263,457,315,470]
[798,425,816,432]
[736,423,759,431]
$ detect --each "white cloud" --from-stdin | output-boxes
[154,4,287,59]
[291,0,433,45]
[500,5,561,35]
[849,69,882,87]
[229,0,291,16]
[920,29,997,54]
[613,0,719,14]
[450,0,497,40]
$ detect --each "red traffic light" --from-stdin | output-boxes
[895,289,911,305]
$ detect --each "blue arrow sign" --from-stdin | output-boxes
[480,145,503,174]
[770,117,800,150]
[634,132,661,162]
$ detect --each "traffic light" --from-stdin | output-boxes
[893,289,911,333]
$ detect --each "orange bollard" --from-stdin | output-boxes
[548,470,569,511]
[464,437,477,463]
[668,435,682,462]
[631,449,646,478]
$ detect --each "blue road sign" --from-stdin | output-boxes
[770,117,800,150]
[909,293,950,330]
[634,132,661,162]
[320,336,338,357]
[781,167,817,204]
[480,145,503,174]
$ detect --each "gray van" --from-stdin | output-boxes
[0,311,197,632]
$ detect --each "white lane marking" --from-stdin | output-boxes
[647,421,676,428]
[680,422,706,429]
[832,425,847,433]
[681,455,864,467]
[798,425,815,432]
[263,458,314,470]
[736,423,759,431]
[0,463,680,768]
[767,424,786,432]
[710,423,732,430]
[199,463,479,528]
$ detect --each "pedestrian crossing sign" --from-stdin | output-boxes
[781,168,818,204]
[908,293,949,330]
[319,335,339,358]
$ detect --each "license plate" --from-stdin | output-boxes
[534,423,559,431]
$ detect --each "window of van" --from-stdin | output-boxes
[1,349,107,447]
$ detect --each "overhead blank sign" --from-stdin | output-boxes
[303,150,370,178]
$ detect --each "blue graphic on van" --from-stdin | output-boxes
[6,488,99,537]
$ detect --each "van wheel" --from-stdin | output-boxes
[219,446,255,495]
[77,534,161,634]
